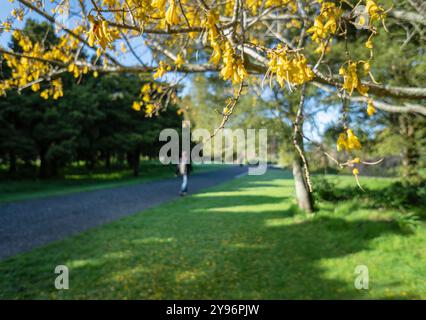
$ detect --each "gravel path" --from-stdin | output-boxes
[0,166,247,260]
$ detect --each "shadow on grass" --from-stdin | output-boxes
[0,188,415,299]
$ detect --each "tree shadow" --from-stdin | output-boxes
[0,182,422,299]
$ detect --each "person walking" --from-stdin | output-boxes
[176,151,192,196]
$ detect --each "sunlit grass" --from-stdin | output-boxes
[0,169,424,299]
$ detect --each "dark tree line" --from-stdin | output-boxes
[0,73,182,179]
[0,20,181,179]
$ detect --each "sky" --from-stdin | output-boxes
[0,1,338,140]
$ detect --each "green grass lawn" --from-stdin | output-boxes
[0,170,424,299]
[0,163,226,203]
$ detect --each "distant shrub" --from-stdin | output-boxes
[314,176,426,210]
[395,213,421,234]
[373,181,426,209]
[313,176,356,202]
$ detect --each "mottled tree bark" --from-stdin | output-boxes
[292,153,314,213]
[399,115,420,181]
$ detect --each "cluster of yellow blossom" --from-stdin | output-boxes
[220,43,248,85]
[40,79,64,100]
[153,61,171,79]
[1,20,12,32]
[174,54,185,69]
[100,0,156,28]
[150,0,166,13]
[365,34,374,50]
[202,11,247,84]
[367,99,376,116]
[87,15,120,52]
[165,0,180,25]
[204,11,221,65]
[132,82,162,117]
[348,158,361,176]
[336,128,362,152]
[244,0,297,16]
[0,26,93,99]
[184,5,202,39]
[366,0,386,25]
[267,45,314,87]
[11,8,24,21]
[337,129,364,178]
[68,63,90,79]
[339,61,369,96]
[360,1,387,50]
[307,1,342,53]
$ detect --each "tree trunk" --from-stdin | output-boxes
[291,84,315,213]
[133,150,140,177]
[399,115,420,182]
[292,157,314,213]
[9,151,16,174]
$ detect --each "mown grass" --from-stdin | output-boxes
[0,170,424,299]
[0,162,225,203]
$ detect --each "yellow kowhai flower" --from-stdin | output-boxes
[202,11,223,65]
[307,1,341,42]
[365,39,373,49]
[339,62,369,96]
[307,18,326,43]
[87,16,119,50]
[220,43,247,84]
[132,101,142,111]
[165,0,180,26]
[267,46,314,87]
[141,83,151,94]
[352,168,359,176]
[120,42,127,53]
[40,89,49,100]
[204,11,219,42]
[246,0,261,15]
[52,79,63,100]
[265,0,294,9]
[363,61,371,73]
[174,53,185,68]
[350,157,361,164]
[314,41,331,54]
[151,0,167,11]
[142,94,151,103]
[367,100,376,116]
[185,8,202,38]
[2,21,12,32]
[145,103,157,117]
[153,61,170,79]
[337,128,362,152]
[366,0,385,24]
[67,63,81,78]
[31,83,40,92]
[209,42,221,65]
